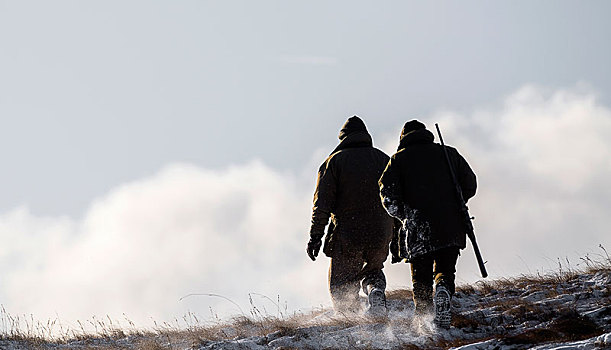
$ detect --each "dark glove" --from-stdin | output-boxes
[307,234,323,261]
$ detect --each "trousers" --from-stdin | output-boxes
[328,244,389,311]
[410,247,460,314]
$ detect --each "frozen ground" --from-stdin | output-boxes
[1,269,609,349]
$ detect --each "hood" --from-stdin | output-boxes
[397,128,434,151]
[331,131,373,155]
[339,116,368,140]
[400,120,426,137]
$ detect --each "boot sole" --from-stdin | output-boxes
[366,290,387,318]
[433,288,451,329]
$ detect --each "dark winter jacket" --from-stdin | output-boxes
[310,128,394,257]
[379,128,477,261]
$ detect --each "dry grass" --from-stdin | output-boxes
[457,245,611,298]
[386,289,414,301]
[2,247,609,349]
[457,272,576,296]
[503,309,602,345]
[450,313,480,329]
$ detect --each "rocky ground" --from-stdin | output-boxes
[1,268,610,349]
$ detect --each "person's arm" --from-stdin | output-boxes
[454,150,477,202]
[307,158,337,261]
[379,156,407,263]
[379,156,405,221]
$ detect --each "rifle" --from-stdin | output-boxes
[435,123,488,278]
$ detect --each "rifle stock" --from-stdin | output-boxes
[435,123,488,278]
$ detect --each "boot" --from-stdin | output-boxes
[365,287,387,318]
[433,285,451,329]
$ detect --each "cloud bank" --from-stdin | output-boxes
[425,85,611,282]
[0,162,327,329]
[1,85,610,330]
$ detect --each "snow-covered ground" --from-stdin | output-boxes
[1,269,609,349]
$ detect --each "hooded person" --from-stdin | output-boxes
[378,120,477,328]
[307,116,395,316]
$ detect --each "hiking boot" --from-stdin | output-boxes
[433,285,451,329]
[365,288,387,318]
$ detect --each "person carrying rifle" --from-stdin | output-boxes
[307,116,395,317]
[379,120,477,328]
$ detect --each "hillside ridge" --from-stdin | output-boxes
[1,267,610,349]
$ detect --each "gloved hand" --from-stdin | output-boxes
[307,234,323,261]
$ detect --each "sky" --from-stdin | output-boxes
[1,0,610,332]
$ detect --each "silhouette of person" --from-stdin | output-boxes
[379,120,477,328]
[307,116,395,316]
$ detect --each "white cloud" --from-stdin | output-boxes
[0,161,328,330]
[1,85,610,331]
[425,85,611,282]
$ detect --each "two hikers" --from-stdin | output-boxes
[307,117,477,328]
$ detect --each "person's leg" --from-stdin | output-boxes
[360,244,388,294]
[410,255,434,315]
[328,248,363,312]
[433,247,460,296]
[360,245,389,315]
[432,247,460,329]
